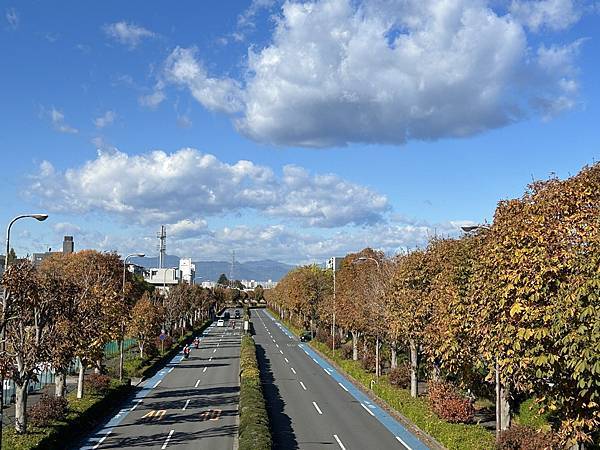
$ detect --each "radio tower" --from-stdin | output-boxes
[229,250,236,286]
[157,225,167,268]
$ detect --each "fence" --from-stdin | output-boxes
[2,365,55,406]
[104,338,137,358]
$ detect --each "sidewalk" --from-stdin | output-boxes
[1,375,78,426]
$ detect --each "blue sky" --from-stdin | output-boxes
[1,0,599,264]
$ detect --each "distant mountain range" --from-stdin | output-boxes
[130,255,294,282]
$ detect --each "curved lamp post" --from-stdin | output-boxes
[119,253,145,381]
[1,213,48,448]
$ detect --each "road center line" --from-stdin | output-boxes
[203,367,207,373]
[182,399,190,411]
[161,430,174,449]
[92,431,111,449]
[338,382,349,392]
[195,379,201,388]
[153,379,162,389]
[213,348,217,353]
[312,401,323,415]
[279,350,283,354]
[361,403,375,416]
[299,381,307,390]
[284,357,289,363]
[333,434,347,450]
[291,367,296,374]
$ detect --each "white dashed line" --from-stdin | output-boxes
[195,379,201,388]
[312,401,323,415]
[361,403,375,416]
[168,367,174,373]
[182,399,190,410]
[312,358,318,363]
[299,381,307,390]
[338,382,349,392]
[334,434,347,450]
[161,430,174,449]
[203,367,207,373]
[92,431,111,449]
[130,399,142,411]
[279,350,284,354]
[213,348,217,353]
[291,367,296,374]
[284,357,289,363]
[209,357,213,361]
[395,436,412,449]
[153,379,162,389]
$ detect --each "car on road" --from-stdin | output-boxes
[299,331,312,342]
[234,310,241,319]
[216,319,225,327]
[223,311,231,321]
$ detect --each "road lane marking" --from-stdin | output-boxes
[279,350,283,354]
[203,367,207,373]
[334,434,347,450]
[130,399,142,411]
[183,399,190,410]
[168,367,174,373]
[323,368,330,375]
[361,403,375,416]
[153,379,162,389]
[209,357,213,361]
[312,401,323,415]
[284,357,289,363]
[312,358,318,363]
[291,367,296,374]
[275,343,279,347]
[195,379,201,387]
[338,382,349,392]
[161,430,174,449]
[92,431,111,449]
[396,436,413,449]
[141,410,166,421]
[213,348,217,353]
[299,381,307,390]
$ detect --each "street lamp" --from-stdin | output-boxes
[352,256,383,378]
[119,252,145,381]
[1,213,48,448]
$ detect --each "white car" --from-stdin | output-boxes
[216,320,225,327]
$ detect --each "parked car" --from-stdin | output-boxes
[300,331,312,342]
[234,310,241,319]
[216,319,225,327]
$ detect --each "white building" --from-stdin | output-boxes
[143,267,181,294]
[179,258,195,285]
[201,281,217,289]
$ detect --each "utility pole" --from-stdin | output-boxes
[157,225,166,269]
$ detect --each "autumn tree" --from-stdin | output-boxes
[129,292,163,359]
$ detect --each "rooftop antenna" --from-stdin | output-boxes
[157,225,166,268]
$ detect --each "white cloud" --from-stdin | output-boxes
[5,8,18,30]
[139,90,166,108]
[28,148,389,228]
[46,107,78,134]
[103,21,155,49]
[161,0,583,147]
[53,222,81,234]
[168,218,208,238]
[510,0,581,31]
[94,110,116,128]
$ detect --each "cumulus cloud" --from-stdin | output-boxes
[160,0,583,147]
[28,148,389,228]
[139,90,166,108]
[103,21,155,49]
[510,0,581,31]
[5,7,18,29]
[46,107,78,134]
[94,110,116,128]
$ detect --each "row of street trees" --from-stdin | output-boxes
[266,163,600,446]
[0,250,224,434]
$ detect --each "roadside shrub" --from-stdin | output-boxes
[28,394,68,427]
[360,353,376,373]
[497,424,561,450]
[388,364,411,388]
[340,343,353,359]
[86,373,111,395]
[428,380,474,424]
[315,328,330,344]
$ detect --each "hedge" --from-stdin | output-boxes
[238,334,271,450]
[268,308,495,450]
[2,379,132,450]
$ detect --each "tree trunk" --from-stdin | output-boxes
[77,358,85,399]
[139,341,144,359]
[14,380,29,434]
[409,339,418,398]
[375,336,380,377]
[500,383,511,431]
[351,330,358,361]
[363,337,368,358]
[55,369,67,397]
[390,343,397,369]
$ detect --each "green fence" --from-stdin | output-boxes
[104,338,137,358]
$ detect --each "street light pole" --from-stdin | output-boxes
[1,213,48,448]
[332,264,336,354]
[119,253,145,382]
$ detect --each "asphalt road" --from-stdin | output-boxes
[252,308,430,450]
[79,308,242,450]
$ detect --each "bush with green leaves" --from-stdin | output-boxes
[238,334,271,450]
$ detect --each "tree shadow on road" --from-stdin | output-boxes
[255,344,298,450]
